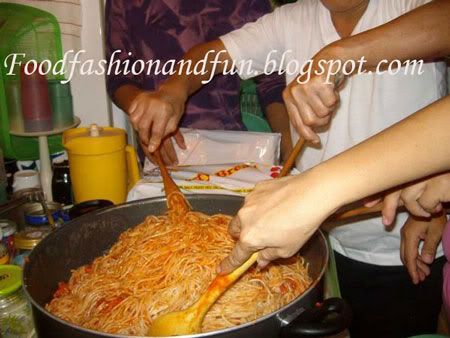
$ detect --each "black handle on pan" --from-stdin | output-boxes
[280,298,352,337]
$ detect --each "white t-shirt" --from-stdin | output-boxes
[221,0,447,265]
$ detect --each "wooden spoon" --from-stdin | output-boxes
[148,142,305,336]
[148,199,388,336]
[148,252,258,336]
[152,149,190,213]
[149,132,388,336]
[279,137,306,177]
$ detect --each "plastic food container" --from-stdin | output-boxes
[63,125,140,204]
[0,265,35,337]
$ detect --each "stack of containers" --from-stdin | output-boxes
[48,79,74,129]
[16,69,74,133]
[4,79,23,132]
[20,66,53,132]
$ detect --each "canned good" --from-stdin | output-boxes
[0,265,35,337]
[13,228,50,267]
[0,220,17,259]
[23,202,60,227]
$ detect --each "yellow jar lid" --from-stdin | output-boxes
[63,125,126,155]
[14,228,50,250]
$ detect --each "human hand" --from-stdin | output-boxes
[282,51,344,143]
[370,172,450,227]
[128,86,186,153]
[400,213,446,284]
[140,131,186,166]
[218,170,339,274]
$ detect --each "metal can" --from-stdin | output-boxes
[22,202,61,227]
[0,265,35,337]
[0,220,17,259]
[12,228,50,267]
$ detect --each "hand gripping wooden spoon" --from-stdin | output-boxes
[148,143,302,336]
[149,119,390,336]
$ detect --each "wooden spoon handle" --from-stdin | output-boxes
[227,252,259,282]
[330,201,405,223]
[279,137,306,178]
[331,203,384,221]
[279,71,345,177]
[198,252,258,316]
[153,149,182,196]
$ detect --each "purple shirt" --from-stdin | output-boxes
[105,0,285,131]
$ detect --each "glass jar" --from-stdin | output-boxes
[0,265,35,337]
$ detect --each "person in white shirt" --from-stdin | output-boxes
[127,0,448,336]
[219,94,450,330]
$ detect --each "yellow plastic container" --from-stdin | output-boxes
[63,125,140,204]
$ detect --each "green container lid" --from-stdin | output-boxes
[0,265,22,297]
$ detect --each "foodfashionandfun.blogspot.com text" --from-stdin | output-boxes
[4,49,425,84]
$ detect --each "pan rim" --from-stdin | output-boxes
[23,194,329,338]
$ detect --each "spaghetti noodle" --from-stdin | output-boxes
[46,192,311,335]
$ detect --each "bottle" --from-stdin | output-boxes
[51,160,73,205]
[0,265,35,336]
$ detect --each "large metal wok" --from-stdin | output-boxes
[23,194,350,338]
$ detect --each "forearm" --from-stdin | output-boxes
[320,0,450,69]
[113,84,144,114]
[161,39,232,97]
[306,96,450,211]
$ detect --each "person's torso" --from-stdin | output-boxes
[125,0,271,130]
[278,0,447,264]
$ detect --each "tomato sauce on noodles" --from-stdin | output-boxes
[46,192,312,335]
